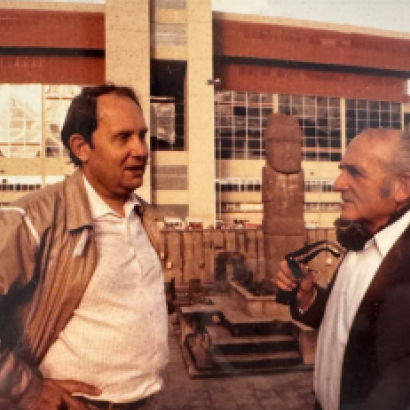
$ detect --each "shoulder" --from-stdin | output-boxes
[10,180,65,220]
[135,196,163,253]
[137,196,160,221]
[8,170,87,224]
[0,183,65,245]
[13,180,65,209]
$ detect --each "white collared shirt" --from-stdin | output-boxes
[314,209,410,410]
[40,176,169,403]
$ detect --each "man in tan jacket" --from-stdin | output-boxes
[0,84,168,410]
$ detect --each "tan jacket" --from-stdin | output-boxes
[0,170,163,410]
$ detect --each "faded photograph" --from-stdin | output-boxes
[0,0,410,409]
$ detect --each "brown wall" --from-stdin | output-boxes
[215,63,407,101]
[1,9,408,98]
[0,9,105,84]
[214,19,410,72]
[213,18,410,101]
[0,55,104,84]
[0,9,104,49]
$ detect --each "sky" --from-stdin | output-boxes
[212,0,410,34]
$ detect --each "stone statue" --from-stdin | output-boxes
[262,113,305,280]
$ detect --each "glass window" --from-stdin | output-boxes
[216,92,402,163]
[305,202,340,212]
[0,85,42,158]
[215,178,262,193]
[345,98,402,145]
[305,179,335,193]
[279,93,342,162]
[150,98,184,151]
[215,92,272,160]
[0,176,42,192]
[221,202,263,213]
[45,85,81,158]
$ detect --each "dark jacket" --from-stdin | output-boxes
[292,224,410,410]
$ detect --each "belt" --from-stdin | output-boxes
[76,396,149,410]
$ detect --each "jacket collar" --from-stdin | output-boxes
[64,168,158,233]
[358,223,410,314]
[64,169,94,232]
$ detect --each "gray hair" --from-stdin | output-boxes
[391,130,410,176]
[360,128,410,177]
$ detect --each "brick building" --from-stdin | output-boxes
[0,0,410,228]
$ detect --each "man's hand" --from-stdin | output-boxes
[29,379,101,410]
[276,259,316,311]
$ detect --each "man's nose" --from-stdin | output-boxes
[333,172,347,192]
[130,136,148,156]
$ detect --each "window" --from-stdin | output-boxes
[305,179,335,192]
[150,98,184,151]
[345,99,402,145]
[0,84,83,159]
[278,94,341,162]
[304,202,341,212]
[0,85,42,158]
[215,178,262,192]
[45,85,81,158]
[220,202,263,213]
[215,91,273,159]
[0,176,42,192]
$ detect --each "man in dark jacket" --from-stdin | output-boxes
[277,128,410,410]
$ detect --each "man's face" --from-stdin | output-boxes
[80,94,149,200]
[333,132,399,234]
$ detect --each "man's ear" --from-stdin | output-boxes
[69,134,91,164]
[394,173,410,204]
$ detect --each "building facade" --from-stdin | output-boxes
[0,0,409,228]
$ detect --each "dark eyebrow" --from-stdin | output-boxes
[113,127,149,139]
[139,128,148,138]
[339,163,363,177]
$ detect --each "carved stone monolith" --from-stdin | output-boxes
[263,114,305,279]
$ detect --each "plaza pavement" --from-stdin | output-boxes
[153,316,315,410]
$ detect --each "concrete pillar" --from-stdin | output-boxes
[185,0,215,227]
[105,0,151,201]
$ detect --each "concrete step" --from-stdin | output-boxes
[206,324,299,355]
[212,350,302,370]
[185,331,303,373]
[180,336,311,378]
[225,320,294,337]
[206,324,294,344]
[177,311,313,378]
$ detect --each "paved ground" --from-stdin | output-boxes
[154,316,315,410]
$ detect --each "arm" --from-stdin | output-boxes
[0,206,44,408]
[289,284,330,329]
[275,259,331,329]
[0,208,101,409]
